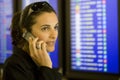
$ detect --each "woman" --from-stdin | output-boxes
[3,1,61,80]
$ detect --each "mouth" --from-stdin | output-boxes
[46,41,55,46]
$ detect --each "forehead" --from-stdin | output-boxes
[34,12,58,25]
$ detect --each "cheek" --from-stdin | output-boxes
[32,29,48,41]
[38,34,49,42]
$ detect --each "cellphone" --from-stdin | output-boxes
[22,31,35,41]
[22,31,41,49]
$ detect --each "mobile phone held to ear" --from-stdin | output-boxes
[22,31,40,49]
[22,31,35,41]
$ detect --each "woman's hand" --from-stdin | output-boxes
[28,37,52,68]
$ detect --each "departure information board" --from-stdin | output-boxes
[0,0,13,64]
[70,0,119,74]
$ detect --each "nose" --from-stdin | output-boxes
[49,29,58,39]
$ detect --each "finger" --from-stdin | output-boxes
[32,37,39,50]
[29,37,38,49]
[29,37,38,57]
[37,41,44,50]
[28,37,32,45]
[28,37,33,53]
[42,42,47,53]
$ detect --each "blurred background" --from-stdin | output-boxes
[0,0,120,80]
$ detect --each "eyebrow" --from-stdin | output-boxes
[40,24,50,27]
[40,23,59,27]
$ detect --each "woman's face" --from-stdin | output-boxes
[31,12,58,52]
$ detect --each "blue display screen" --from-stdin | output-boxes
[0,0,13,64]
[70,0,119,74]
[22,0,59,68]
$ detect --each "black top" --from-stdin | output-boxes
[2,47,62,80]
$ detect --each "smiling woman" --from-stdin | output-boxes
[2,1,61,80]
[31,12,58,52]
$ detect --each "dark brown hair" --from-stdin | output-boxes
[10,1,56,48]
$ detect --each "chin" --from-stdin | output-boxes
[47,47,55,52]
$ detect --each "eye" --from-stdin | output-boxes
[41,26,50,31]
[55,25,59,30]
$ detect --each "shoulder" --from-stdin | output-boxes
[3,47,35,71]
[3,52,26,71]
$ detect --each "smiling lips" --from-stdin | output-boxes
[46,41,55,46]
